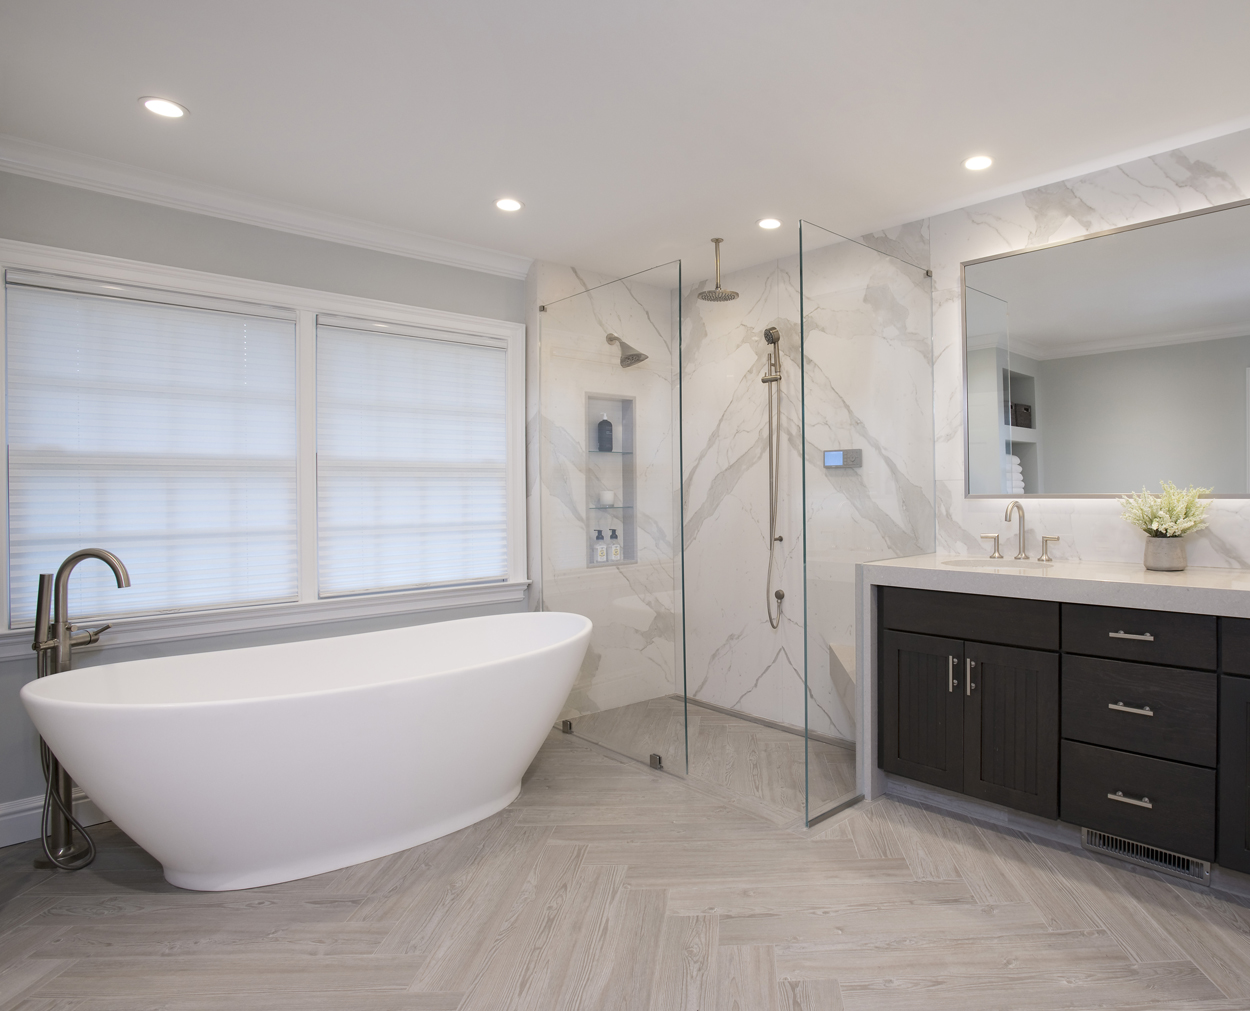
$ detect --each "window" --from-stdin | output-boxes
[0,256,524,633]
[316,318,509,596]
[5,273,297,624]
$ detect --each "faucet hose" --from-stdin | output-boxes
[38,739,96,870]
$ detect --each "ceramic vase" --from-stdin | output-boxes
[1143,536,1187,571]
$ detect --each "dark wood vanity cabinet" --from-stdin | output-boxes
[878,586,1230,861]
[1219,673,1250,874]
[879,589,1059,818]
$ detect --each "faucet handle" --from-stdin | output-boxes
[981,533,1003,559]
[1040,536,1059,563]
[68,623,112,648]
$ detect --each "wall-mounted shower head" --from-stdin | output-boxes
[606,333,648,368]
[697,238,739,302]
[763,326,781,345]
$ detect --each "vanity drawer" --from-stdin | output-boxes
[880,586,1058,650]
[1060,740,1215,861]
[1061,656,1216,767]
[1221,617,1250,676]
[1061,604,1215,670]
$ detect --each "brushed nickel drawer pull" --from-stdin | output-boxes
[966,658,975,696]
[948,655,955,693]
[1109,630,1154,641]
[1108,702,1154,717]
[1107,791,1153,809]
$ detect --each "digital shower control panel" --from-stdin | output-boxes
[824,449,862,468]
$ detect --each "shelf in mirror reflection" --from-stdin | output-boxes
[588,450,633,455]
[589,505,634,511]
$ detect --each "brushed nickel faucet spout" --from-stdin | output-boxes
[31,548,130,872]
[53,548,130,674]
[1005,500,1028,560]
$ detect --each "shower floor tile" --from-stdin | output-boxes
[568,695,857,822]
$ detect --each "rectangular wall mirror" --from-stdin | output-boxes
[963,198,1250,496]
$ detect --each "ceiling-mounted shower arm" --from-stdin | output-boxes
[697,238,739,302]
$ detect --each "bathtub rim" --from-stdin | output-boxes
[21,610,592,711]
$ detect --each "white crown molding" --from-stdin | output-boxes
[1023,321,1250,361]
[967,321,1250,362]
[0,134,532,280]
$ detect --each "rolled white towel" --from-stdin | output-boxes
[1009,454,1021,464]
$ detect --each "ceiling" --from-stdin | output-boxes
[3,1,1250,280]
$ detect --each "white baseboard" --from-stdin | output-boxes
[0,789,109,849]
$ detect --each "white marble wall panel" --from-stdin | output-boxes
[681,255,809,736]
[532,262,683,724]
[799,231,935,741]
[680,233,935,747]
[930,127,1250,566]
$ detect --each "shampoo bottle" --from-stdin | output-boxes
[597,414,613,453]
[594,529,607,563]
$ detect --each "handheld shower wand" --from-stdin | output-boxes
[762,327,784,629]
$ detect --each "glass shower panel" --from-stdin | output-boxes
[681,250,811,822]
[799,221,935,823]
[537,262,686,772]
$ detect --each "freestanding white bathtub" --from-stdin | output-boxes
[21,611,591,891]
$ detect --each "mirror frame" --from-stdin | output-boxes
[961,196,1250,498]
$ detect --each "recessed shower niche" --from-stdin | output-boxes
[586,394,636,566]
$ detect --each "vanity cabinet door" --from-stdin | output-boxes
[880,631,964,792]
[963,643,1059,819]
[1219,674,1250,874]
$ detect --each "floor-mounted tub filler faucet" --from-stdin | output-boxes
[32,548,130,869]
[1005,500,1027,560]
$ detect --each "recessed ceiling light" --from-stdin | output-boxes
[758,218,782,229]
[963,155,993,171]
[140,97,188,118]
[495,198,522,212]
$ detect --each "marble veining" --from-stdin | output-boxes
[682,230,936,750]
[930,126,1250,568]
[532,262,683,724]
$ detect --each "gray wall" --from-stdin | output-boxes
[0,172,525,322]
[0,172,529,812]
[1039,333,1250,494]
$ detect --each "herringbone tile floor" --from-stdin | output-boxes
[0,729,1247,1009]
[570,696,858,823]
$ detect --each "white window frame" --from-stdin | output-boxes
[0,238,528,659]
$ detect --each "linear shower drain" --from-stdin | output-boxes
[1081,827,1210,884]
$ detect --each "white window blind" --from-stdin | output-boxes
[5,277,298,625]
[317,320,508,596]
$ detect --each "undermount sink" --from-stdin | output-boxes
[943,557,1053,569]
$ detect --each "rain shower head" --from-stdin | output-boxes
[697,238,739,302]
[606,333,648,368]
[763,326,781,345]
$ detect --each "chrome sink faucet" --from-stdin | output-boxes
[1005,500,1028,560]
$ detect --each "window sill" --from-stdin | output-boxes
[0,580,530,663]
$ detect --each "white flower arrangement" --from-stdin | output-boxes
[1119,481,1212,538]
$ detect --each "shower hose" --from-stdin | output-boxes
[39,737,96,869]
[766,357,784,630]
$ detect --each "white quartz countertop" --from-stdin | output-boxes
[859,554,1250,618]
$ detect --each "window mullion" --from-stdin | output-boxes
[296,309,318,602]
